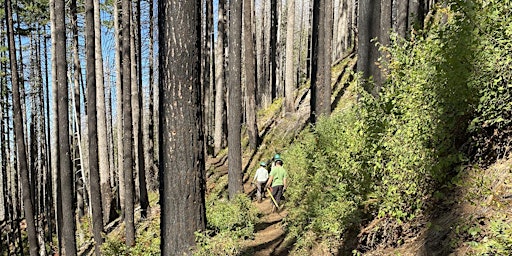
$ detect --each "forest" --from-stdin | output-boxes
[1,0,512,255]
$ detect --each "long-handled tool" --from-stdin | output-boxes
[266,187,279,208]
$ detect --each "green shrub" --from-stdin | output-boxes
[466,0,512,163]
[285,101,375,252]
[371,1,482,219]
[194,194,258,255]
[471,217,512,255]
[206,194,257,238]
[101,216,160,255]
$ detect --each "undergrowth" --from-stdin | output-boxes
[101,193,161,255]
[101,216,160,255]
[284,0,512,253]
[194,194,258,256]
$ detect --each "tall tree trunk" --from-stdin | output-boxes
[94,0,114,225]
[323,0,333,109]
[85,0,104,252]
[1,62,7,245]
[310,0,329,122]
[357,0,381,97]
[55,0,77,252]
[130,1,139,205]
[146,0,157,191]
[70,0,86,219]
[378,0,392,90]
[284,0,296,113]
[133,0,149,219]
[43,34,56,249]
[30,31,48,255]
[158,0,206,254]
[256,0,266,108]
[369,0,381,96]
[102,63,115,192]
[202,0,213,156]
[27,35,36,234]
[29,37,38,227]
[49,0,63,251]
[228,0,243,199]
[335,0,353,56]
[114,0,125,218]
[150,0,160,192]
[396,0,409,38]
[380,0,392,47]
[207,0,215,156]
[357,0,372,79]
[214,0,226,156]
[270,0,278,100]
[261,0,271,107]
[1,50,14,254]
[276,0,285,99]
[409,0,424,31]
[5,0,39,254]
[104,60,117,223]
[121,0,135,246]
[36,28,51,253]
[16,26,28,154]
[243,0,259,151]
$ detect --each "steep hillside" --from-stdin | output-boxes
[359,157,512,255]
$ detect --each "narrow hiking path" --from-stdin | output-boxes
[205,56,355,255]
[236,57,355,255]
[241,183,290,256]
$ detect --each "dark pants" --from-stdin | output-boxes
[256,181,266,200]
[271,185,285,206]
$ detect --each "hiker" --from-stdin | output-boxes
[265,154,288,211]
[253,161,269,203]
[271,153,281,168]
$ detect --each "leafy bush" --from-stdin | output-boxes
[101,212,160,255]
[285,1,503,251]
[471,217,512,255]
[466,0,512,163]
[194,194,258,255]
[285,99,376,252]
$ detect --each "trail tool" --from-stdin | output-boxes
[267,187,279,208]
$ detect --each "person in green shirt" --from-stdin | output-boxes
[265,154,288,211]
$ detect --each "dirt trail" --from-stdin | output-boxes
[241,182,291,255]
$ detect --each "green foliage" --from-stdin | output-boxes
[102,215,160,255]
[284,0,512,250]
[194,194,258,255]
[78,216,93,245]
[206,194,257,237]
[285,103,374,252]
[368,0,491,220]
[471,216,512,255]
[466,0,512,163]
[257,97,283,120]
[15,0,50,27]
